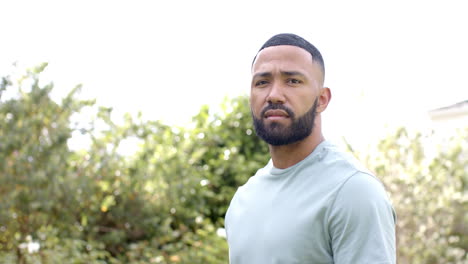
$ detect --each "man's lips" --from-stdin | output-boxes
[264,109,289,119]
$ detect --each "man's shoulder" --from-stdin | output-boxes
[314,142,371,178]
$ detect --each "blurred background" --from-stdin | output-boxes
[1,0,467,263]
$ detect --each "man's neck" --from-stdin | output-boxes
[269,133,325,169]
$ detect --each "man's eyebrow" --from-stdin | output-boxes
[252,72,272,79]
[252,71,306,79]
[281,71,306,77]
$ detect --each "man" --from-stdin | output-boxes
[225,33,396,263]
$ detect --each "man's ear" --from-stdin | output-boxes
[317,87,331,113]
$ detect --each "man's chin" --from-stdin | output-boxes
[262,136,299,146]
[264,120,290,130]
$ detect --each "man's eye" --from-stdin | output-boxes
[287,79,301,84]
[255,80,268,86]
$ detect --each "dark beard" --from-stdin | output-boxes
[252,98,318,146]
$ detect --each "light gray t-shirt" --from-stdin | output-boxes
[225,140,396,264]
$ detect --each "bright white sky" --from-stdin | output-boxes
[1,0,467,148]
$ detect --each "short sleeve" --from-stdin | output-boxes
[328,172,396,264]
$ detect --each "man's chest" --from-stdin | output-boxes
[226,180,335,263]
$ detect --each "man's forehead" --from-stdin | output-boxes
[251,45,325,85]
[252,45,316,72]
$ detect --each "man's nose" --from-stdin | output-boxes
[266,82,286,104]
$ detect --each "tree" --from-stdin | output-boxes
[350,127,467,264]
[0,63,110,263]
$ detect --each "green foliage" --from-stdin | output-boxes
[188,98,269,224]
[351,127,468,264]
[0,64,235,263]
[0,64,466,263]
[0,63,97,262]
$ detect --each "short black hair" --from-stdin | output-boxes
[253,33,325,77]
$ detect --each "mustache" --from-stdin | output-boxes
[261,104,295,118]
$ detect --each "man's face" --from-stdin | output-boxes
[250,45,323,146]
